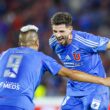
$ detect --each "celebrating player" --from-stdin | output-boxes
[49,12,110,110]
[0,25,110,110]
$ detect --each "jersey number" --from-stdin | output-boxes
[3,54,23,78]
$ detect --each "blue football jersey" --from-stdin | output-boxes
[0,47,62,110]
[49,30,110,96]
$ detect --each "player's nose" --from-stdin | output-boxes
[56,33,61,38]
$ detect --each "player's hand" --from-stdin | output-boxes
[102,77,110,87]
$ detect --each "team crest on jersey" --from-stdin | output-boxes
[91,99,101,109]
[73,53,81,61]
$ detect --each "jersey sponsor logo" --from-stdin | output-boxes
[73,53,81,61]
[64,62,83,68]
[0,81,20,90]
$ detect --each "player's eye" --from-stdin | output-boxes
[59,30,65,33]
[53,30,57,33]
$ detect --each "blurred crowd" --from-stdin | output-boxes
[0,0,110,97]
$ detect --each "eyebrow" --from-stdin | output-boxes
[53,30,65,33]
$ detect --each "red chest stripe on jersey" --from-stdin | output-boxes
[73,53,81,61]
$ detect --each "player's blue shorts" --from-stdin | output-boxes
[0,105,24,110]
[61,91,109,110]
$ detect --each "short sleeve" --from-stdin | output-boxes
[42,54,62,75]
[49,35,57,51]
[75,31,110,52]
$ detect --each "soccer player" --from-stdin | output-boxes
[49,12,110,110]
[0,25,110,110]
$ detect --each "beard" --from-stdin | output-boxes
[56,36,69,46]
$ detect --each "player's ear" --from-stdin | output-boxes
[36,40,39,50]
[67,26,72,32]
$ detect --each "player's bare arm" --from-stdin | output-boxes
[58,67,110,87]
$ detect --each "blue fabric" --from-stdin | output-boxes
[49,30,110,96]
[0,105,24,110]
[0,47,62,110]
[61,90,109,110]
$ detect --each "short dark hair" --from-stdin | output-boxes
[51,12,72,26]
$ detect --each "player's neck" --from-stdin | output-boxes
[29,45,38,51]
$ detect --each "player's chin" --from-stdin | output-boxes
[61,42,66,46]
[58,40,65,44]
[59,42,65,45]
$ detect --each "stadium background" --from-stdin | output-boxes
[0,0,110,109]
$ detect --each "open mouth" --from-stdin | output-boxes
[57,36,64,42]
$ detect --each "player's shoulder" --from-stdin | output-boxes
[5,47,37,56]
[73,30,98,48]
[73,30,88,39]
[36,51,45,57]
[0,48,14,60]
[38,52,54,61]
[74,30,97,40]
[1,48,14,54]
[38,52,49,58]
[49,35,57,45]
[72,30,86,44]
[0,49,9,57]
